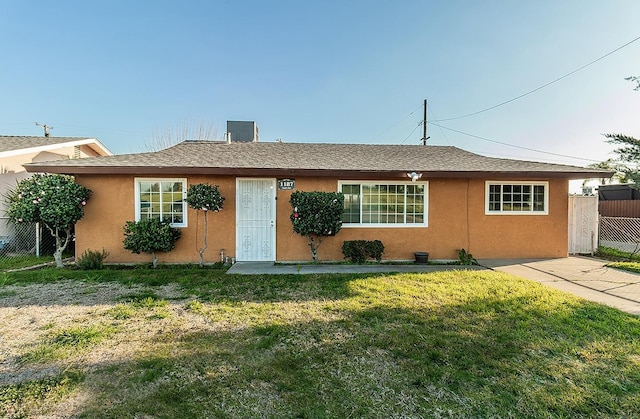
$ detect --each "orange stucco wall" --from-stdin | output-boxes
[74,175,569,264]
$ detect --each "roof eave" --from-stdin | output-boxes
[23,164,615,180]
[1,138,112,158]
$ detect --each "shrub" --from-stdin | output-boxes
[290,191,344,261]
[342,240,385,263]
[76,249,109,270]
[367,240,385,261]
[458,248,477,265]
[123,218,181,268]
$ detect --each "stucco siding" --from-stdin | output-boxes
[74,174,569,264]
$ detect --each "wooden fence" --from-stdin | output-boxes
[599,200,640,218]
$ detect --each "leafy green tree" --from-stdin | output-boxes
[290,191,344,261]
[605,134,640,185]
[585,158,629,186]
[5,174,91,267]
[185,183,225,267]
[123,218,181,268]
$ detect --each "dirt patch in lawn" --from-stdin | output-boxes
[0,280,209,417]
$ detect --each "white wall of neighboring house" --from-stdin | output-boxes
[0,142,109,214]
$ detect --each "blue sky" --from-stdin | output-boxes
[1,0,639,167]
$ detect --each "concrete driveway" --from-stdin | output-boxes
[480,256,640,316]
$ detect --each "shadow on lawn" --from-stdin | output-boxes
[0,269,382,308]
[58,289,640,418]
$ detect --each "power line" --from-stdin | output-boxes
[437,35,640,122]
[428,121,602,163]
[427,104,451,146]
[400,121,423,144]
[372,103,423,141]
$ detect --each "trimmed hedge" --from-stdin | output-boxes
[342,240,385,263]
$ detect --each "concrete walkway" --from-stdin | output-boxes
[227,261,484,275]
[228,257,640,315]
[481,257,640,316]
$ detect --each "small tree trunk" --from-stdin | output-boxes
[47,226,71,268]
[198,211,208,267]
[307,235,323,262]
[54,231,64,268]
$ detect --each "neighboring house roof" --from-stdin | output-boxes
[0,136,112,158]
[24,140,613,180]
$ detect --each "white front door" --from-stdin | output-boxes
[236,178,276,261]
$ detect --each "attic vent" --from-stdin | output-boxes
[73,146,81,159]
[226,121,259,143]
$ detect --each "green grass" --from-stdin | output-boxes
[607,261,640,274]
[597,246,640,262]
[2,268,640,417]
[19,324,117,364]
[0,255,55,271]
[597,246,640,273]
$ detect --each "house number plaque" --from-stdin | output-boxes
[278,179,295,190]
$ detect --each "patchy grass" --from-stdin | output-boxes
[19,324,118,364]
[1,268,640,417]
[0,369,84,418]
[0,264,227,291]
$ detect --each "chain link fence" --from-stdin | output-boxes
[599,216,640,254]
[0,217,57,260]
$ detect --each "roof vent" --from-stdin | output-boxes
[226,121,258,143]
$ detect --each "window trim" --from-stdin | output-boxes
[485,181,549,215]
[338,180,428,228]
[134,177,188,227]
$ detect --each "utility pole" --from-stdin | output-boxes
[35,122,53,137]
[421,99,430,145]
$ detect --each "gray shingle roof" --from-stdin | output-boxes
[0,135,111,155]
[23,140,613,179]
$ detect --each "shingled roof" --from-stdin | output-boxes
[24,140,612,180]
[0,136,111,157]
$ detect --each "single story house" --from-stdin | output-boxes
[24,140,611,263]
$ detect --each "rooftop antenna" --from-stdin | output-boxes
[421,99,430,145]
[35,122,53,137]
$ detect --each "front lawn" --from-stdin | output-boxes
[1,268,639,417]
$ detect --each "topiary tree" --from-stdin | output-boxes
[123,218,181,268]
[5,173,91,267]
[185,183,225,267]
[290,191,344,261]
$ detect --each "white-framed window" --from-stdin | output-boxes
[338,181,428,227]
[135,178,188,227]
[485,181,548,215]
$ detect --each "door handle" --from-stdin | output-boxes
[270,220,275,227]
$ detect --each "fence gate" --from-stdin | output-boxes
[568,195,598,254]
